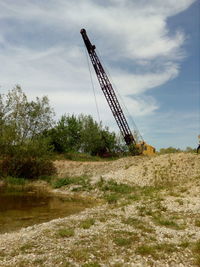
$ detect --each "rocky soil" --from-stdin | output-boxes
[0,152,200,267]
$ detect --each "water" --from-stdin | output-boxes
[0,190,93,234]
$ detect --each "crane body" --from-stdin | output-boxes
[80,29,155,155]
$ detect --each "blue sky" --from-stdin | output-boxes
[0,0,199,150]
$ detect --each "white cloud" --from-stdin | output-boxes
[0,0,196,139]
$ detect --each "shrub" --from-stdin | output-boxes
[0,156,56,179]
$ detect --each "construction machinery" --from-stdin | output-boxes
[80,28,155,155]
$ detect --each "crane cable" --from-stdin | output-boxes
[96,49,144,143]
[84,46,101,124]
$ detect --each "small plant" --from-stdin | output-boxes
[104,193,119,204]
[195,219,200,227]
[136,245,157,258]
[136,243,178,259]
[58,228,75,238]
[80,218,95,229]
[82,262,101,267]
[68,248,89,261]
[193,240,200,266]
[113,237,132,246]
[179,241,190,248]
[153,216,184,230]
[52,175,91,190]
[5,176,26,185]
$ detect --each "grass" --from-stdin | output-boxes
[195,219,200,227]
[20,242,36,253]
[52,152,119,162]
[98,179,133,194]
[82,263,100,267]
[112,230,139,247]
[4,176,26,185]
[52,175,91,190]
[153,216,184,230]
[136,242,178,259]
[113,237,132,246]
[104,193,119,203]
[193,240,200,266]
[79,218,95,229]
[68,248,90,262]
[122,217,155,234]
[57,228,75,238]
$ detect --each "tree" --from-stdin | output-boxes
[0,86,55,157]
[47,114,118,156]
[47,114,82,153]
[0,86,56,178]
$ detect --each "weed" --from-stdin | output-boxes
[5,176,26,185]
[136,242,178,259]
[175,199,184,205]
[192,240,200,266]
[113,237,132,246]
[58,228,75,238]
[53,175,91,190]
[104,193,119,204]
[179,241,190,248]
[100,179,133,194]
[123,216,155,233]
[79,218,95,229]
[195,219,200,227]
[153,216,183,229]
[20,242,35,253]
[82,263,100,267]
[68,248,89,262]
[136,245,157,258]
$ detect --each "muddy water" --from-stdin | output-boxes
[0,191,93,234]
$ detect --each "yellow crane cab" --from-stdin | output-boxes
[136,141,156,156]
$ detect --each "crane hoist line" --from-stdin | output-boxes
[80,28,155,155]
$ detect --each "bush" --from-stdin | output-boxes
[0,157,56,179]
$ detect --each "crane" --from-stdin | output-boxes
[80,28,155,155]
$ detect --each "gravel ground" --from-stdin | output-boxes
[0,152,200,267]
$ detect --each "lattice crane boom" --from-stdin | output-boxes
[80,28,136,146]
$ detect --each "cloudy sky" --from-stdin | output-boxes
[0,0,199,150]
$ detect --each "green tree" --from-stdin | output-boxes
[0,86,55,157]
[47,114,82,153]
[47,114,118,156]
[79,114,117,156]
[0,86,56,179]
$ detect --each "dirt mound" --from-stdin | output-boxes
[54,153,200,186]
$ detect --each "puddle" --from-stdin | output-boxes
[0,190,93,234]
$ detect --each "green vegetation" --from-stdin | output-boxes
[136,243,178,259]
[57,228,75,238]
[0,87,126,181]
[79,218,95,229]
[195,219,200,227]
[193,240,200,266]
[158,146,196,154]
[0,86,56,179]
[46,113,119,157]
[52,175,91,190]
[82,263,100,267]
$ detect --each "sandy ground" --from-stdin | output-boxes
[0,152,200,267]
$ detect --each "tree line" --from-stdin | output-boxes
[0,86,195,179]
[0,86,124,178]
